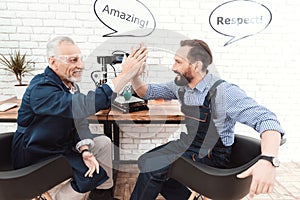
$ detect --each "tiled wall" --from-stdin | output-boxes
[1,0,300,161]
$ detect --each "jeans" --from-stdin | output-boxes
[130,140,231,200]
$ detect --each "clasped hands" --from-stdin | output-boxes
[112,45,147,93]
[121,44,148,80]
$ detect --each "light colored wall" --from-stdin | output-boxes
[1,0,300,162]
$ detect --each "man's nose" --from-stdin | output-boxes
[77,60,84,69]
[171,63,177,71]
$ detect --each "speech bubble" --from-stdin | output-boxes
[209,0,272,46]
[94,0,156,37]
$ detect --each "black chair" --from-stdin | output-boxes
[168,134,263,200]
[0,132,74,200]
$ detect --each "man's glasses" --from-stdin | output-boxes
[53,54,85,65]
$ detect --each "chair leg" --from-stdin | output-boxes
[43,192,53,200]
[188,192,213,200]
[32,192,53,200]
[188,191,198,200]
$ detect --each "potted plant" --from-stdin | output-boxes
[0,50,35,99]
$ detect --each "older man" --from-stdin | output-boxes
[12,36,147,200]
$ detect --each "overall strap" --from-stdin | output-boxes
[203,79,225,107]
[178,87,186,104]
[177,79,225,106]
[200,79,226,155]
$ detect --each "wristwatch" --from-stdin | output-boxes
[259,155,280,167]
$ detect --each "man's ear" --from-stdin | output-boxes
[194,61,203,72]
[48,57,58,69]
[48,57,54,65]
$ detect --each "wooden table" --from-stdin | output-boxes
[106,100,184,162]
[0,97,184,162]
[0,97,20,122]
[107,100,183,123]
[0,97,184,122]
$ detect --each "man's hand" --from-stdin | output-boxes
[82,150,100,178]
[121,46,147,80]
[237,159,276,199]
[112,45,147,93]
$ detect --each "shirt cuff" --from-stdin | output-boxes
[105,79,115,92]
[259,120,285,137]
[75,139,95,152]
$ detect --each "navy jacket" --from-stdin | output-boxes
[12,66,113,192]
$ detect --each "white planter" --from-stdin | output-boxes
[14,85,28,99]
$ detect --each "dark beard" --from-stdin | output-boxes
[174,72,189,86]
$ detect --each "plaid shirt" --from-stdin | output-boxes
[144,72,285,146]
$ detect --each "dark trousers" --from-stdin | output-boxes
[130,140,229,200]
[131,170,191,200]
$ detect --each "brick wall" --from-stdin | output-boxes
[1,0,300,161]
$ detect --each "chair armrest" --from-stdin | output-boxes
[0,132,14,170]
[0,155,73,200]
[280,137,286,146]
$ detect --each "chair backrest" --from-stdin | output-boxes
[0,132,14,170]
[0,132,74,200]
[228,134,261,168]
[168,134,262,200]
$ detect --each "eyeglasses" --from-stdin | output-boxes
[53,54,84,65]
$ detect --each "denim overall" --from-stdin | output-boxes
[130,80,232,200]
[179,79,232,168]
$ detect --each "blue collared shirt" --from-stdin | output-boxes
[144,72,285,146]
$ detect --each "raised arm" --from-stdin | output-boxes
[131,75,148,98]
[112,46,147,93]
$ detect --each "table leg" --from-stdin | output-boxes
[102,120,120,187]
[103,121,112,139]
[112,122,120,188]
[113,122,120,162]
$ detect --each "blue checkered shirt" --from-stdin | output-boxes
[144,72,285,146]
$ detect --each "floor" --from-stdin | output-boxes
[113,162,300,200]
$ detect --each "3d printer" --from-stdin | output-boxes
[91,53,149,113]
